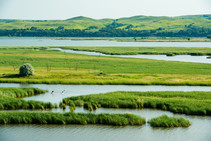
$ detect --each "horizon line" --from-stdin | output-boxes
[0,14,210,21]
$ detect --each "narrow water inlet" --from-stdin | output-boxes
[1,83,211,104]
[50,48,211,64]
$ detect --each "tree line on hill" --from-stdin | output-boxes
[0,22,210,37]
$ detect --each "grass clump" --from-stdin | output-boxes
[0,87,54,110]
[0,112,146,126]
[149,115,191,127]
[0,87,47,98]
[63,91,211,116]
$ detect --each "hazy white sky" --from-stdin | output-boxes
[0,0,210,20]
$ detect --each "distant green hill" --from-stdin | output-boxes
[0,15,210,37]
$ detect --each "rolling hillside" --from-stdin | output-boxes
[0,15,210,37]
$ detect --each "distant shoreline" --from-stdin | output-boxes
[0,37,210,42]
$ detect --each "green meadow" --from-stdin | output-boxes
[0,47,211,85]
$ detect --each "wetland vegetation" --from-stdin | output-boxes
[59,46,211,55]
[0,112,146,126]
[149,115,191,127]
[0,87,54,110]
[0,45,210,128]
[63,91,211,116]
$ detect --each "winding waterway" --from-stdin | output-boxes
[52,48,211,64]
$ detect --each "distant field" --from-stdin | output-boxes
[113,37,211,42]
[0,47,211,85]
[59,46,211,55]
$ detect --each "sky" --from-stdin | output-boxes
[0,0,210,20]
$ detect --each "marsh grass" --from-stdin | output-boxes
[0,87,47,98]
[149,115,191,127]
[0,87,54,110]
[0,112,146,126]
[63,91,211,116]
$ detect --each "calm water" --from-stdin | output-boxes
[53,48,211,64]
[0,83,211,141]
[1,107,210,141]
[1,83,211,104]
[0,38,211,47]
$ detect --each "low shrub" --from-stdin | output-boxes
[19,63,34,76]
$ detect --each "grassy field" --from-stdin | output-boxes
[60,46,211,55]
[0,47,211,85]
[63,91,211,116]
[0,112,146,126]
[149,115,191,127]
[0,87,55,110]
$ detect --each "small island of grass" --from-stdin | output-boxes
[63,91,211,116]
[0,87,55,110]
[0,112,146,126]
[149,115,191,127]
